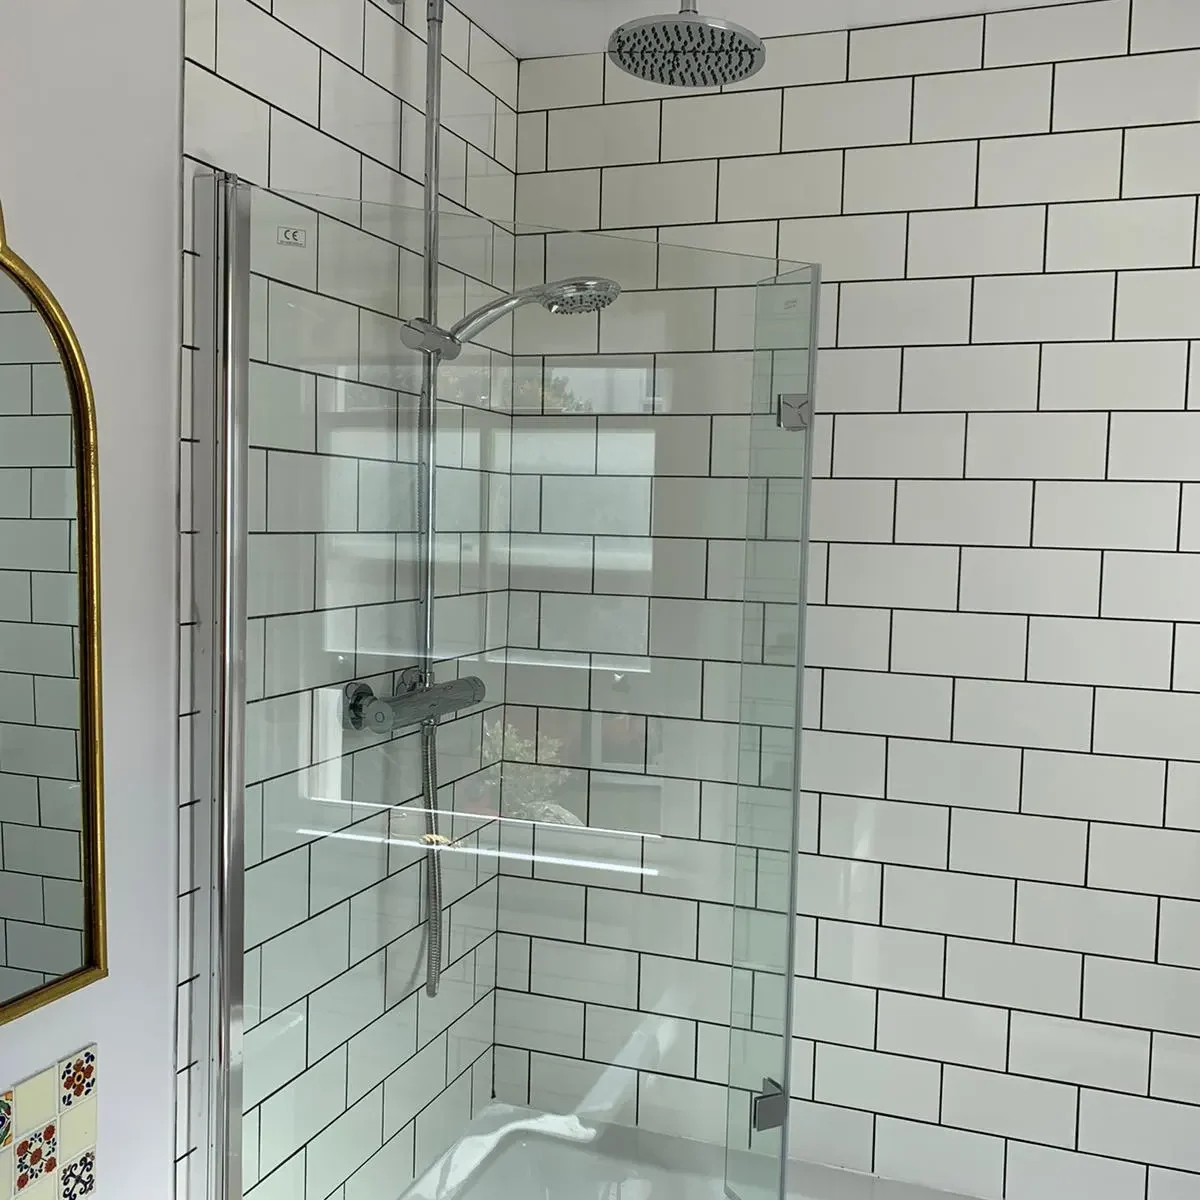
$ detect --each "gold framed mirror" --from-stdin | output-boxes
[0,200,106,1024]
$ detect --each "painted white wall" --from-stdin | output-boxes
[0,1,182,1196]
[456,0,1099,57]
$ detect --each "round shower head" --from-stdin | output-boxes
[537,277,622,316]
[607,2,766,89]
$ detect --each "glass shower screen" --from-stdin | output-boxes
[189,172,817,1200]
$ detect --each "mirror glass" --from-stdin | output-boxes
[0,266,87,1005]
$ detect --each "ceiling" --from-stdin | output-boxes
[455,0,1096,58]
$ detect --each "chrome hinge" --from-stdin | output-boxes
[777,393,812,432]
[752,1077,786,1133]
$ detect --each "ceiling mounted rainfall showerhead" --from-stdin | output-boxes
[607,0,766,89]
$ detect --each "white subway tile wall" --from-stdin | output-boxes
[508,0,1200,1194]
[0,295,85,1003]
[181,2,516,1198]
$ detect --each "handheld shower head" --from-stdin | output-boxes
[608,0,766,89]
[447,276,621,347]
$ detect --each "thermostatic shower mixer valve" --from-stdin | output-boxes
[342,677,488,735]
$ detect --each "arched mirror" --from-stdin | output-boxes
[0,200,105,1024]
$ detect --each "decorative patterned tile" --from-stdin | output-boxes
[59,1149,94,1199]
[0,1091,11,1149]
[56,1050,96,1111]
[14,1122,57,1194]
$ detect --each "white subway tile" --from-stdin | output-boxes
[260,1050,348,1176]
[952,808,1086,883]
[1168,761,1200,831]
[1018,879,1158,960]
[651,478,745,539]
[1023,749,1165,825]
[321,56,403,169]
[183,62,270,183]
[806,606,891,671]
[519,54,603,109]
[914,65,1051,141]
[639,1075,727,1145]
[907,205,1046,278]
[640,955,730,1025]
[1090,823,1200,899]
[967,412,1108,480]
[780,215,907,283]
[516,111,546,173]
[586,890,697,957]
[528,940,637,1009]
[1094,686,1200,760]
[815,1044,941,1121]
[978,130,1122,205]
[904,344,1040,412]
[1035,481,1178,550]
[884,864,1014,939]
[1134,0,1200,50]
[1041,341,1188,410]
[1153,1032,1200,1104]
[943,1065,1078,1147]
[1085,956,1200,1037]
[583,1005,694,1078]
[844,141,978,213]
[788,1101,874,1173]
[840,280,971,348]
[1173,623,1200,691]
[1103,554,1200,622]
[600,290,715,354]
[878,991,1007,1072]
[1079,1089,1200,1173]
[955,678,1092,752]
[800,730,887,797]
[1111,412,1200,481]
[784,77,911,151]
[718,151,842,221]
[1125,123,1200,198]
[876,1119,1005,1200]
[888,738,1022,811]
[816,349,901,412]
[820,794,949,868]
[494,990,583,1057]
[1151,1167,1200,1200]
[1118,270,1200,340]
[823,669,952,740]
[599,159,722,228]
[986,0,1130,66]
[729,30,847,91]
[661,89,781,160]
[827,543,960,610]
[850,16,982,78]
[497,876,584,942]
[974,272,1115,342]
[892,610,1024,680]
[809,480,895,542]
[516,169,600,231]
[817,920,945,995]
[1160,898,1200,968]
[546,102,659,170]
[835,412,965,478]
[896,479,1031,546]
[795,853,881,922]
[1054,51,1200,131]
[1029,616,1173,688]
[1007,1141,1148,1200]
[216,0,320,125]
[1049,198,1196,272]
[791,976,877,1048]
[946,937,1082,1016]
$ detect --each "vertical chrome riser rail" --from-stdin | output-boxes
[418,0,447,999]
[194,170,251,1200]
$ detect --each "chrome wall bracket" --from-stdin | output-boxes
[777,393,812,432]
[752,1077,787,1133]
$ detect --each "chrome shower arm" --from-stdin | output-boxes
[447,288,538,345]
[680,0,698,10]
